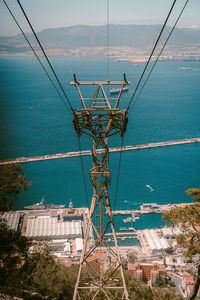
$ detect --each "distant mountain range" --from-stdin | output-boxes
[0,24,200,55]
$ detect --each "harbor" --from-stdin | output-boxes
[112,202,193,224]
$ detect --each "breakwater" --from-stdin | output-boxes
[0,137,199,165]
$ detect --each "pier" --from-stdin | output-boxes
[0,137,199,165]
[105,232,137,237]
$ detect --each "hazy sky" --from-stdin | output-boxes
[1,0,200,36]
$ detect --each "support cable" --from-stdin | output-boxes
[106,0,110,82]
[3,0,70,113]
[129,0,189,113]
[77,137,89,208]
[4,0,89,206]
[113,137,124,211]
[127,0,177,111]
[17,0,73,112]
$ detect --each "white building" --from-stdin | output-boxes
[144,229,169,254]
[76,238,83,254]
[0,212,21,231]
[25,215,82,240]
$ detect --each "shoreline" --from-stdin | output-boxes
[1,52,200,63]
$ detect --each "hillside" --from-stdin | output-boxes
[0,24,200,57]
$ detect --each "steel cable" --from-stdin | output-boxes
[17,0,73,112]
[77,137,90,208]
[3,0,71,113]
[129,0,190,113]
[127,0,177,111]
[113,136,124,211]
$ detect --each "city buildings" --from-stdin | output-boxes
[128,262,166,284]
[181,273,200,298]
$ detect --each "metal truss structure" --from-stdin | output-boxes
[72,74,130,300]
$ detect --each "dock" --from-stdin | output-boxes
[0,137,199,165]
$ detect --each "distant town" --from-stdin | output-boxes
[1,45,200,63]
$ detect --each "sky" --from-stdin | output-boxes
[0,0,200,36]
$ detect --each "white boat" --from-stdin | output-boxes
[110,86,129,95]
[180,67,192,70]
[146,184,154,192]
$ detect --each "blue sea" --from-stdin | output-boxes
[0,56,200,231]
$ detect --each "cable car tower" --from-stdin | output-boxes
[72,74,130,299]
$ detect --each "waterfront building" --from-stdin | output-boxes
[25,215,82,240]
[143,229,169,254]
[75,238,83,254]
[0,211,21,231]
[161,226,182,239]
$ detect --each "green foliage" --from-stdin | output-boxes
[163,198,200,258]
[186,187,200,202]
[163,187,200,300]
[30,251,78,299]
[165,247,174,254]
[0,164,31,211]
[128,252,137,263]
[152,278,166,288]
[0,221,78,299]
[123,269,182,300]
[0,221,31,297]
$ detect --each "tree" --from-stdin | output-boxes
[163,187,200,300]
[0,164,31,211]
[165,247,174,254]
[128,252,137,263]
[0,221,31,297]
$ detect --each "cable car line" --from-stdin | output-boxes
[77,137,89,208]
[3,0,70,113]
[4,0,89,207]
[129,0,190,113]
[16,0,91,207]
[127,0,177,112]
[113,137,124,211]
[107,0,110,82]
[16,0,73,112]
[16,0,90,206]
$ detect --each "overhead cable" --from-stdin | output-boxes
[129,0,190,113]
[3,0,70,113]
[77,137,89,208]
[113,137,124,211]
[127,0,177,111]
[107,0,110,82]
[17,0,73,112]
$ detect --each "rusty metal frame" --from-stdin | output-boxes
[72,74,130,300]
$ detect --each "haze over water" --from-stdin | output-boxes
[0,56,200,228]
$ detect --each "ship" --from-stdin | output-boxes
[110,86,129,95]
[180,67,192,70]
[24,197,65,210]
[120,227,127,231]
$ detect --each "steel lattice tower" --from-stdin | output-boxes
[72,74,130,300]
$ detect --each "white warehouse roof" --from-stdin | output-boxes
[1,212,20,231]
[76,238,83,252]
[25,216,82,239]
[144,229,169,252]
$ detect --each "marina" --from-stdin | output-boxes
[113,202,193,223]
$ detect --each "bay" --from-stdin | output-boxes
[0,56,200,229]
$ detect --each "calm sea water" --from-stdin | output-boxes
[0,56,200,229]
